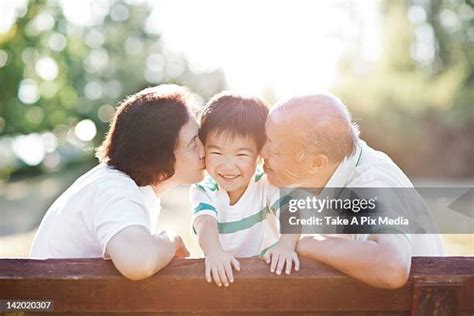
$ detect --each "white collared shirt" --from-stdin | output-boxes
[325,139,444,256]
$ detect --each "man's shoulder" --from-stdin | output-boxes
[352,141,413,187]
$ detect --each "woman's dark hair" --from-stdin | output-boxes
[199,92,269,150]
[96,85,191,186]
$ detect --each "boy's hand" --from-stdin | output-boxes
[205,250,240,287]
[263,238,300,275]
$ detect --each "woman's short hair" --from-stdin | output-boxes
[96,85,191,186]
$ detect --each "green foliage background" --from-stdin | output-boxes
[334,0,473,177]
[0,0,225,180]
[0,0,472,179]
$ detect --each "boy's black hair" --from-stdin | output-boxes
[199,92,269,150]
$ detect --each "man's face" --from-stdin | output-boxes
[261,114,311,187]
[172,117,206,185]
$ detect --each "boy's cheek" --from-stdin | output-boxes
[203,155,216,168]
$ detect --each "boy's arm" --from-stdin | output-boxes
[194,215,240,287]
[194,215,223,255]
[262,178,300,275]
[106,226,188,280]
[296,234,411,289]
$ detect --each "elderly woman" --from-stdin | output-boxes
[30,85,205,280]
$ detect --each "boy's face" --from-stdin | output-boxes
[204,132,259,198]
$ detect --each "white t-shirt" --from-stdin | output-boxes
[190,168,281,257]
[325,139,444,256]
[29,163,161,259]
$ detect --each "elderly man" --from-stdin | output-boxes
[262,93,443,289]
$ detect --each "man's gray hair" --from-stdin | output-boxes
[276,92,360,163]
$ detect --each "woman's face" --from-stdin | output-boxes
[171,116,206,185]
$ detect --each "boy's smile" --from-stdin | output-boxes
[218,173,240,180]
[204,132,259,205]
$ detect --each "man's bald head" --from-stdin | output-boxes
[270,92,359,163]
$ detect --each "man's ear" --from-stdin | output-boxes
[309,154,329,174]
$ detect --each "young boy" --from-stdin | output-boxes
[190,92,300,287]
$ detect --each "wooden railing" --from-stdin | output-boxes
[0,257,473,315]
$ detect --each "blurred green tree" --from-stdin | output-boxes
[0,0,225,180]
[0,0,225,137]
[335,0,473,177]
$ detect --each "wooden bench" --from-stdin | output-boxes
[0,257,473,315]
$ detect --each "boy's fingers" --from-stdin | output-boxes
[218,265,229,287]
[205,263,212,283]
[270,253,279,273]
[224,262,234,283]
[211,266,222,287]
[285,256,293,275]
[275,255,286,275]
[293,253,300,271]
[231,257,241,272]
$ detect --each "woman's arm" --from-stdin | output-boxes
[106,225,186,280]
[296,234,411,289]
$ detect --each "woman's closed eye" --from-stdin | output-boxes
[187,137,199,151]
[188,142,197,151]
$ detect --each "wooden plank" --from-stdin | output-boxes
[409,257,474,313]
[0,257,472,313]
